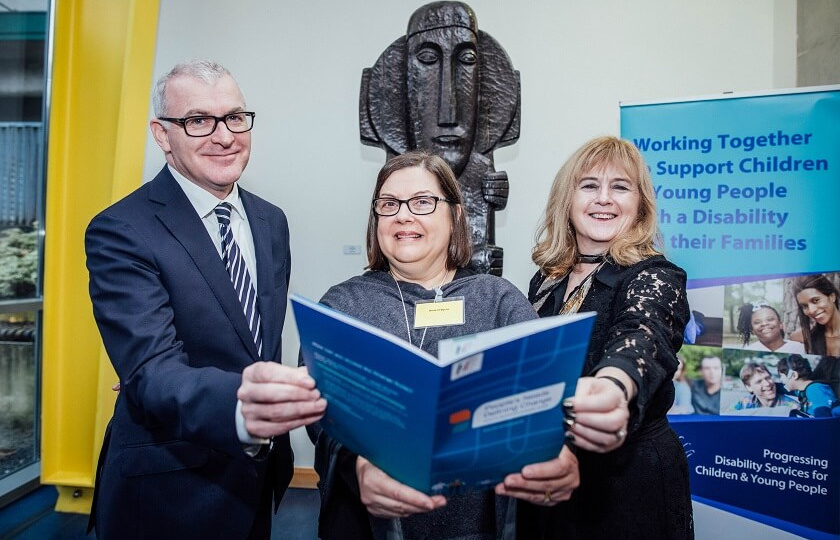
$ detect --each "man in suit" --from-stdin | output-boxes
[85,59,326,540]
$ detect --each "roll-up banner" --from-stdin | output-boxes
[621,87,840,540]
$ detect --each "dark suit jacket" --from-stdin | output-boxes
[85,166,293,540]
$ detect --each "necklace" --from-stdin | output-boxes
[577,253,606,264]
[559,261,606,315]
[390,270,451,349]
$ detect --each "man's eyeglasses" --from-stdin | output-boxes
[372,196,454,216]
[157,112,255,137]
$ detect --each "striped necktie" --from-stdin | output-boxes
[214,202,262,356]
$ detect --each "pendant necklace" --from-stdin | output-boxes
[560,260,606,315]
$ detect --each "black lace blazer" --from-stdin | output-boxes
[529,255,690,435]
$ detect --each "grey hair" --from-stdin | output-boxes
[152,59,232,117]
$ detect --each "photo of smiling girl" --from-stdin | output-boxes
[736,302,805,353]
[791,273,840,356]
[723,278,805,353]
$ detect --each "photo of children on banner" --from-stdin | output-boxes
[719,349,799,416]
[776,354,840,417]
[728,362,799,413]
[736,301,806,353]
[790,273,840,356]
[683,285,724,346]
[723,278,807,352]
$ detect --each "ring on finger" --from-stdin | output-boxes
[543,490,552,504]
[615,428,627,441]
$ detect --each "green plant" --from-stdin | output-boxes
[0,227,38,298]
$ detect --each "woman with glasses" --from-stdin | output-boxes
[736,302,805,353]
[305,150,580,540]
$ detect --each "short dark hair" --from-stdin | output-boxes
[366,150,472,271]
[776,354,813,380]
[813,356,840,395]
[700,356,721,368]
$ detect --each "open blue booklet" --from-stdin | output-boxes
[291,294,595,495]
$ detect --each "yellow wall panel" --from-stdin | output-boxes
[41,0,159,513]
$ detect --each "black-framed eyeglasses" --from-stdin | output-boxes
[157,112,255,137]
[372,196,454,216]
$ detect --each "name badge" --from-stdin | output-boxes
[414,296,465,328]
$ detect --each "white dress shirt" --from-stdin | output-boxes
[169,165,268,448]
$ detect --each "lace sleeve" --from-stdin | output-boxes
[593,263,689,432]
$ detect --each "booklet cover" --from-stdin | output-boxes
[291,294,595,495]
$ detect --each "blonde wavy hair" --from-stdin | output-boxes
[532,136,662,277]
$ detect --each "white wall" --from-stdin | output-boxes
[144,0,796,470]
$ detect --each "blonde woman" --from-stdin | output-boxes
[519,136,693,540]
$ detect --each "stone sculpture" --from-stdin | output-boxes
[360,1,520,275]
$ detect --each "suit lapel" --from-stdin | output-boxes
[241,190,278,361]
[149,168,261,360]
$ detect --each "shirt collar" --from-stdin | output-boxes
[168,164,244,220]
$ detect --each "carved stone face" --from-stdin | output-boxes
[406,25,478,176]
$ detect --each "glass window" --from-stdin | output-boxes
[0,1,48,501]
[0,311,37,482]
